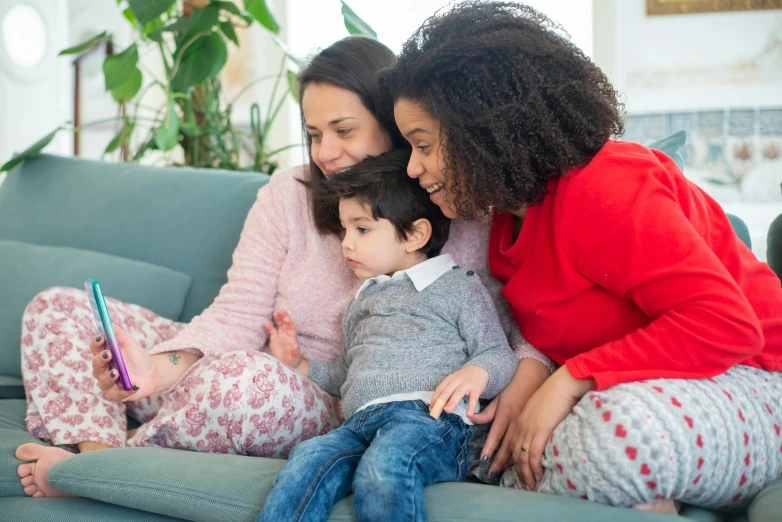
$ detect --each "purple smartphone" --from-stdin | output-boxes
[84,280,133,391]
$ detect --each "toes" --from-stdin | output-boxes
[24,484,39,496]
[32,491,45,498]
[20,475,35,487]
[16,463,33,478]
[15,443,47,462]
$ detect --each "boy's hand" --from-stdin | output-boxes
[430,365,489,418]
[264,309,303,368]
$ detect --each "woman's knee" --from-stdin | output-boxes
[24,286,87,319]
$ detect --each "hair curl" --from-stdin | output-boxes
[382,1,624,217]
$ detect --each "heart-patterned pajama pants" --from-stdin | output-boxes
[499,365,782,510]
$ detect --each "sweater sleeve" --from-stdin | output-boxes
[456,275,519,398]
[307,348,349,398]
[561,153,764,390]
[150,169,297,358]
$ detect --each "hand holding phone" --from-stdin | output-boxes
[84,280,134,391]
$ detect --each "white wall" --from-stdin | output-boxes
[593,0,782,113]
[0,0,71,166]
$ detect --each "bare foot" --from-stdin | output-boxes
[15,443,76,498]
[632,499,681,514]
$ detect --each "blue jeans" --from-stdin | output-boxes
[255,400,473,522]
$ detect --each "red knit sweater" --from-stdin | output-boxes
[489,140,782,390]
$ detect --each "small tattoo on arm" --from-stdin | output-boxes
[169,353,180,365]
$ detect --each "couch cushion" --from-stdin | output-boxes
[647,129,687,171]
[0,399,42,498]
[47,447,678,522]
[0,376,24,399]
[0,239,191,378]
[0,497,187,522]
[0,154,269,322]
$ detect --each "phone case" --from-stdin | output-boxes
[84,279,133,391]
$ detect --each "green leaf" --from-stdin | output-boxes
[132,136,159,161]
[59,31,109,55]
[0,128,61,172]
[148,17,189,43]
[182,4,220,43]
[213,1,242,17]
[103,44,139,91]
[171,33,227,92]
[104,120,136,155]
[122,7,136,27]
[341,1,376,38]
[219,21,239,46]
[286,69,299,102]
[127,0,176,26]
[155,98,180,151]
[244,0,279,34]
[109,68,142,102]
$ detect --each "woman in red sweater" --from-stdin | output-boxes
[384,1,782,514]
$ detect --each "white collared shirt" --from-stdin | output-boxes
[354,254,457,299]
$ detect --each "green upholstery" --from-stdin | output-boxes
[2,142,779,521]
[0,154,269,323]
[0,239,192,379]
[648,129,686,171]
[46,447,677,522]
[0,498,187,522]
[768,214,782,282]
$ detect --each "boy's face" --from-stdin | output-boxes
[339,198,413,280]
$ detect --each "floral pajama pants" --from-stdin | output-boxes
[21,287,342,457]
[494,365,782,510]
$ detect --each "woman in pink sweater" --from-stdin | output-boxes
[16,37,552,499]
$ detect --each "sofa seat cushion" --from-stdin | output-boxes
[48,446,678,522]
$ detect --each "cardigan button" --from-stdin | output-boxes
[466,270,475,276]
[452,265,460,270]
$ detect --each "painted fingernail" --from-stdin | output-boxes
[490,471,499,479]
[102,351,109,359]
[109,371,115,379]
[480,455,489,466]
[131,385,139,391]
[95,335,102,343]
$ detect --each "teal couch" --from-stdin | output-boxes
[0,139,779,521]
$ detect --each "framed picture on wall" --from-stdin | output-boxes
[647,0,782,16]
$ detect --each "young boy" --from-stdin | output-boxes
[256,149,517,522]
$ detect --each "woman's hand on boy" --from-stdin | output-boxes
[431,365,489,418]
[264,309,303,369]
[512,365,595,490]
[470,358,550,477]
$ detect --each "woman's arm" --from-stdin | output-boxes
[147,169,301,367]
[561,153,764,389]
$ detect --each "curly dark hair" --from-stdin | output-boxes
[382,1,625,217]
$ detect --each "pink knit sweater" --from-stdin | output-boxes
[152,166,554,370]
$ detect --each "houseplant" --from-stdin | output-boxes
[0,0,376,174]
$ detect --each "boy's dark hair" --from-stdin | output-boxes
[317,149,451,258]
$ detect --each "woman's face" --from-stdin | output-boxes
[394,99,458,219]
[302,82,392,176]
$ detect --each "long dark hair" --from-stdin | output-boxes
[297,37,409,233]
[382,1,624,218]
